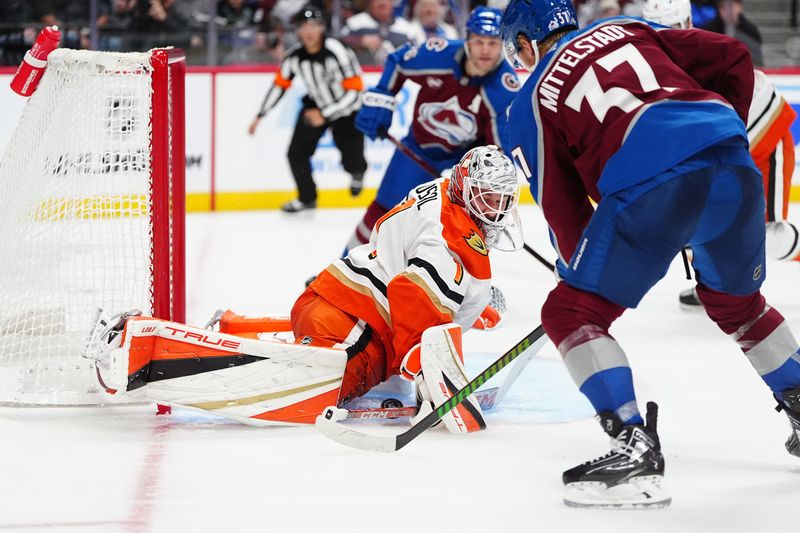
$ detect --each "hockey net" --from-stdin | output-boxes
[0,48,185,404]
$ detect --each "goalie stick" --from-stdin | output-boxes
[385,134,556,273]
[315,325,547,452]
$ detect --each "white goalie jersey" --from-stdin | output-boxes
[309,177,494,375]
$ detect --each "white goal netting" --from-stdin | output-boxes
[0,49,176,404]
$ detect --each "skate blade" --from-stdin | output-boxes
[563,475,671,509]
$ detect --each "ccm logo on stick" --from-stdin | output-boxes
[162,326,241,349]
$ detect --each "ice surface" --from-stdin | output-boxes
[1,205,798,532]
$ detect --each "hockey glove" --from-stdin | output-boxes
[356,88,395,140]
[472,304,501,330]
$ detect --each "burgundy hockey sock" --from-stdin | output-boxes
[541,282,625,348]
[697,284,800,393]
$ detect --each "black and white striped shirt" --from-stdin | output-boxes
[257,38,363,122]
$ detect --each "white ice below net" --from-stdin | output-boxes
[0,49,156,404]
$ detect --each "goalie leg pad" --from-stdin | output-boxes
[94,312,350,425]
[418,324,486,434]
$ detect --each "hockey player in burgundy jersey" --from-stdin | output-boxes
[344,6,520,252]
[501,0,800,509]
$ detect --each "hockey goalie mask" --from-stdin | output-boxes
[450,146,523,251]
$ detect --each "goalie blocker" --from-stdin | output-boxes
[85,310,484,431]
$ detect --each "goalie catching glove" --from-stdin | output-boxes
[400,323,486,434]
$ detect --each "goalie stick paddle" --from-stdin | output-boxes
[315,325,547,452]
[385,134,556,273]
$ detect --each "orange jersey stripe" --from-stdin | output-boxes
[375,198,416,234]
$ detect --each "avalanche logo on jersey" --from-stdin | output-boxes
[418,96,478,146]
[464,231,488,256]
[426,76,444,89]
[502,72,520,92]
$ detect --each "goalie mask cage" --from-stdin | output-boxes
[0,48,185,405]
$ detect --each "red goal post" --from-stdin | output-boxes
[0,48,185,405]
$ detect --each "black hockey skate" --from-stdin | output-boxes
[563,402,671,509]
[678,287,703,310]
[281,199,316,213]
[350,172,364,197]
[775,384,800,458]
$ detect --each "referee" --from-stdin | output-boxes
[248,6,368,213]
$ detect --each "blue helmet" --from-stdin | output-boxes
[466,6,503,37]
[500,0,577,67]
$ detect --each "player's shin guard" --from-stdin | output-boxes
[696,286,800,395]
[344,200,388,253]
[563,402,670,509]
[541,283,640,424]
[412,324,486,434]
[697,285,800,455]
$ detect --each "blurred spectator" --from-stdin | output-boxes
[407,0,458,44]
[218,0,258,27]
[128,0,201,51]
[596,0,621,18]
[98,0,137,51]
[574,0,646,25]
[339,0,413,64]
[0,0,57,65]
[703,0,762,66]
[271,0,313,27]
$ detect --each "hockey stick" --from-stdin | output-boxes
[386,133,441,177]
[386,134,555,272]
[522,243,555,271]
[315,324,546,452]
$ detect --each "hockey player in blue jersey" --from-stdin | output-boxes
[344,6,520,251]
[501,0,800,509]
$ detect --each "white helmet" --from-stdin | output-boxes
[449,145,522,249]
[642,0,692,29]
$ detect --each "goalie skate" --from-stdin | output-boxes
[563,402,670,509]
[83,309,150,395]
